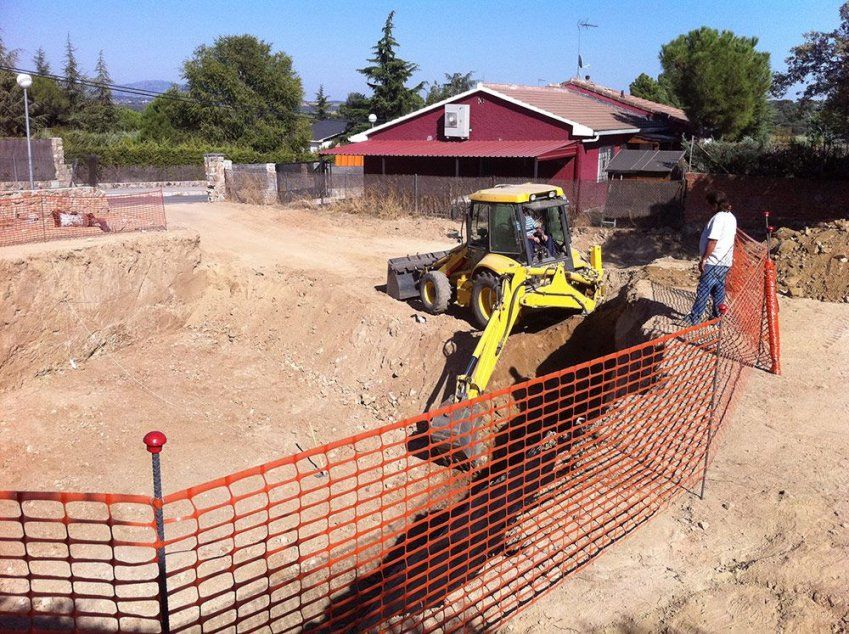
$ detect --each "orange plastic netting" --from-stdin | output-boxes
[0,190,167,248]
[0,233,777,633]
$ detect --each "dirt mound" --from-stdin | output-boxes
[773,219,849,302]
[0,232,204,391]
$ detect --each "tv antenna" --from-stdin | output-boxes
[576,19,598,78]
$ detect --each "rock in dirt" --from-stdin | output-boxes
[773,220,849,302]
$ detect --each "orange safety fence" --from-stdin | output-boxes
[0,189,167,248]
[0,233,779,633]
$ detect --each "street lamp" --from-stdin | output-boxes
[16,73,35,190]
[368,113,377,128]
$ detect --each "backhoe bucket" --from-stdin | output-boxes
[386,250,451,300]
[428,402,490,470]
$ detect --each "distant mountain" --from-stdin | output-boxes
[113,80,184,111]
[122,80,183,93]
[301,100,343,115]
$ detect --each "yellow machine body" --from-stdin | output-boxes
[386,182,604,400]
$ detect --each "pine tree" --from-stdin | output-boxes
[33,47,50,75]
[0,37,26,136]
[79,50,117,131]
[659,28,772,140]
[315,85,330,119]
[93,50,114,107]
[31,47,69,130]
[62,35,85,111]
[359,11,423,122]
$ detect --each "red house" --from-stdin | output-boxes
[322,79,689,184]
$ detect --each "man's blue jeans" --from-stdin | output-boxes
[688,265,730,323]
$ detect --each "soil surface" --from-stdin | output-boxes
[511,297,849,633]
[2,201,846,632]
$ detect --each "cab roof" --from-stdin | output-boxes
[469,182,566,203]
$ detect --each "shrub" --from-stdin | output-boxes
[686,138,849,179]
[58,130,315,166]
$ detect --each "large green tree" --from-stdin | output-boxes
[424,72,476,105]
[773,1,849,137]
[359,11,423,122]
[628,72,677,106]
[337,91,371,132]
[30,75,69,130]
[655,28,772,139]
[139,87,195,141]
[28,46,70,129]
[0,38,26,136]
[152,34,308,152]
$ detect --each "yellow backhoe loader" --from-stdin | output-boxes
[387,183,605,465]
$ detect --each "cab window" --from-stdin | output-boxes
[469,203,489,247]
[489,203,521,255]
[543,205,566,245]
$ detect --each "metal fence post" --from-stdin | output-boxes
[700,304,727,499]
[40,194,47,243]
[144,431,170,633]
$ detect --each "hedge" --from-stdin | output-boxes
[59,132,315,166]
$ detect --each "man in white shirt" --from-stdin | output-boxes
[686,191,737,324]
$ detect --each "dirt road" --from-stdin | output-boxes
[1,201,846,631]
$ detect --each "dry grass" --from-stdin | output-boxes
[326,192,412,219]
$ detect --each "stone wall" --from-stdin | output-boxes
[204,154,231,202]
[52,137,71,183]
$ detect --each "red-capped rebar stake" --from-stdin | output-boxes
[144,431,170,634]
[700,303,728,500]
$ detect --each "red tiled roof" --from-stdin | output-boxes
[562,78,689,123]
[321,139,577,158]
[482,82,659,132]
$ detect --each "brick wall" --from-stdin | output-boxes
[685,173,849,230]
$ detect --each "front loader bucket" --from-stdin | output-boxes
[386,250,451,300]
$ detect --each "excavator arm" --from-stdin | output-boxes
[455,269,528,401]
[427,259,603,470]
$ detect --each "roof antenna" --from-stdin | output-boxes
[576,19,598,79]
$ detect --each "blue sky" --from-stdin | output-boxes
[0,0,842,100]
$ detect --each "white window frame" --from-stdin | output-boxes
[597,146,613,182]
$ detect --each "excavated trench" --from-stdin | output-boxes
[0,229,686,497]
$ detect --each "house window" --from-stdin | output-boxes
[597,146,613,182]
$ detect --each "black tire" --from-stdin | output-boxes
[420,270,451,314]
[471,269,500,328]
